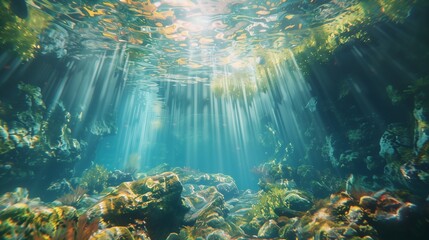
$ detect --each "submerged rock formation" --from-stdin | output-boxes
[0,83,82,195]
[86,172,187,240]
[1,168,429,240]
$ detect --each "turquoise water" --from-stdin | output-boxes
[1,1,429,239]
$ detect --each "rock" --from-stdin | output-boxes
[330,192,353,216]
[174,168,239,200]
[107,169,134,187]
[0,84,83,196]
[225,190,257,216]
[89,227,135,240]
[347,206,364,224]
[86,172,187,240]
[400,160,429,193]
[343,227,358,237]
[47,178,73,196]
[338,150,360,169]
[216,182,239,200]
[0,203,34,224]
[279,217,299,239]
[33,206,78,238]
[0,203,35,239]
[183,186,226,225]
[206,230,231,240]
[379,123,412,162]
[182,185,244,238]
[274,206,305,218]
[258,219,280,238]
[0,187,29,209]
[0,199,82,240]
[372,192,417,224]
[239,215,265,235]
[359,196,377,210]
[284,192,312,212]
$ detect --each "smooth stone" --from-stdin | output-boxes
[258,219,280,238]
[359,196,377,210]
[343,227,358,237]
[206,230,230,240]
[284,192,312,212]
[89,227,134,240]
[347,206,364,224]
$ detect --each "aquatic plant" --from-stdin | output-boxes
[249,187,290,219]
[57,186,87,207]
[0,1,53,60]
[53,214,100,240]
[79,164,109,194]
[322,135,338,168]
[75,214,100,240]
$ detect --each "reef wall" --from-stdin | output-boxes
[0,83,83,195]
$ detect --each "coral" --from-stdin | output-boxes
[80,164,109,194]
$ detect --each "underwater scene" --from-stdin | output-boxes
[1,0,429,239]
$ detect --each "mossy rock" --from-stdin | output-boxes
[0,203,34,224]
[89,227,135,240]
[87,172,186,239]
[284,192,312,212]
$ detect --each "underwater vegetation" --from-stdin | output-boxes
[79,164,109,194]
[0,0,429,240]
[0,1,52,60]
[0,83,82,194]
[1,164,428,239]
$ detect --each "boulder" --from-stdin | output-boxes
[86,172,187,240]
[284,192,312,212]
[258,219,280,238]
[89,227,135,240]
[359,196,377,211]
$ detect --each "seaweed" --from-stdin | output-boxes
[57,186,87,207]
[79,164,109,194]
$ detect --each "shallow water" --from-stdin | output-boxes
[1,0,429,239]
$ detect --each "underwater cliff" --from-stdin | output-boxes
[1,0,429,239]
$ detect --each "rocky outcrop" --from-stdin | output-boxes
[0,83,82,194]
[86,172,187,240]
